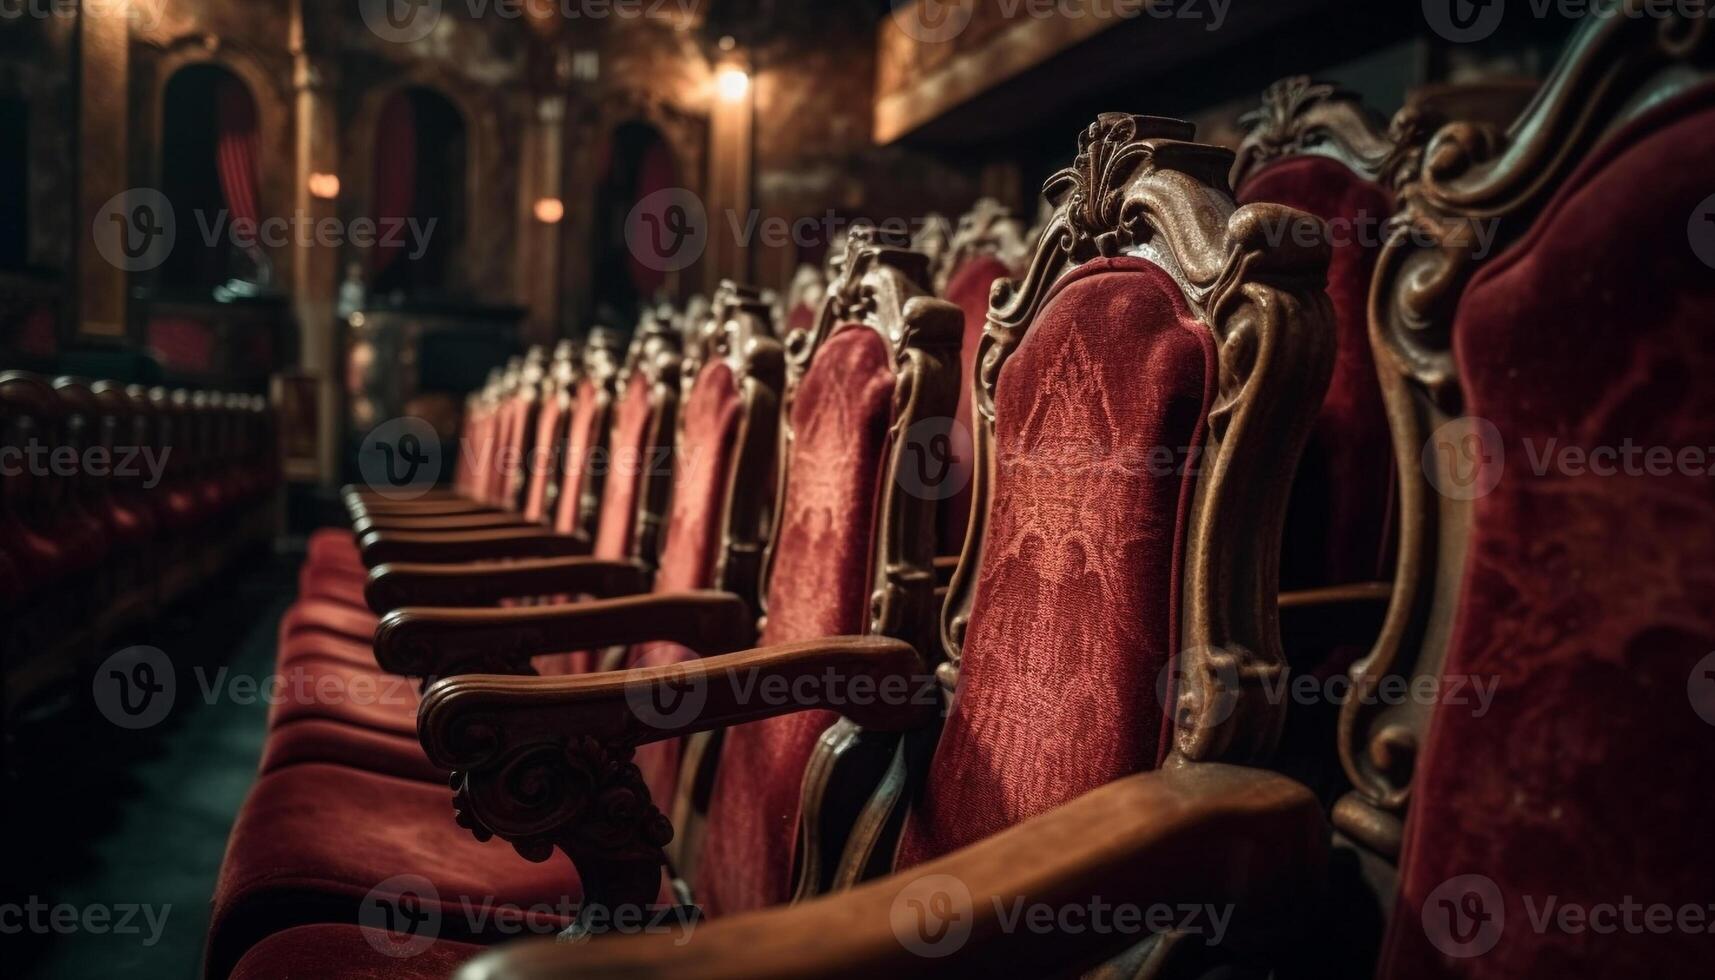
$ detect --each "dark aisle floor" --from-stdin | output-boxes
[4,552,294,979]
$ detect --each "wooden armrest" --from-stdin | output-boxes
[351,512,538,536]
[417,636,934,925]
[358,527,590,567]
[365,558,651,614]
[453,762,1325,980]
[373,590,756,678]
[347,499,498,519]
[1278,581,1391,652]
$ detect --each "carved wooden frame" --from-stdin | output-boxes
[1231,76,1395,191]
[556,328,625,543]
[937,114,1335,777]
[938,197,1032,293]
[1334,8,1713,871]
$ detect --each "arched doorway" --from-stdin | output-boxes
[368,87,467,302]
[157,63,264,294]
[591,121,680,331]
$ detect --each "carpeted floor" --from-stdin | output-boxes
[4,552,293,979]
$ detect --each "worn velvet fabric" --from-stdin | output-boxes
[630,361,745,809]
[260,718,445,785]
[895,256,1214,869]
[521,388,567,524]
[229,925,481,980]
[593,372,654,560]
[695,325,897,916]
[553,381,602,534]
[1380,86,1715,979]
[206,764,580,979]
[942,254,1013,556]
[1238,154,1395,599]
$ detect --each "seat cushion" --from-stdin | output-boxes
[265,658,420,737]
[896,256,1214,868]
[696,324,897,916]
[1380,85,1715,979]
[307,528,362,570]
[229,924,482,980]
[261,719,446,785]
[281,598,379,646]
[208,764,580,979]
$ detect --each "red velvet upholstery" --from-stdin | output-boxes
[207,764,580,979]
[942,254,1013,556]
[553,381,602,533]
[521,390,566,524]
[229,925,481,980]
[280,598,378,647]
[696,325,897,916]
[895,256,1214,868]
[1381,86,1715,978]
[593,372,654,560]
[629,361,744,807]
[1238,154,1395,598]
[260,719,445,785]
[264,657,420,737]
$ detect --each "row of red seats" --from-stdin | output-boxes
[0,374,277,739]
[211,12,1715,977]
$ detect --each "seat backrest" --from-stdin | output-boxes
[1334,12,1715,976]
[938,197,1031,556]
[693,232,962,917]
[520,339,580,525]
[884,114,1335,872]
[627,284,786,852]
[550,329,625,542]
[589,311,682,568]
[1234,78,1398,596]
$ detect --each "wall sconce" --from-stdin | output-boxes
[308,173,341,200]
[534,197,565,224]
[716,66,751,102]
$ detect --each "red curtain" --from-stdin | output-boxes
[372,93,418,274]
[214,76,260,230]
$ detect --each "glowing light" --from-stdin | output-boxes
[716,66,750,102]
[308,173,341,200]
[534,198,565,224]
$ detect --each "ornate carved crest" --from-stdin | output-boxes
[1232,76,1394,188]
[939,197,1031,292]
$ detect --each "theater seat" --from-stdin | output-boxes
[206,764,587,979]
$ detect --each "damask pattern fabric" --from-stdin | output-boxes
[895,256,1215,868]
[695,325,897,916]
[594,372,655,560]
[1381,85,1715,979]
